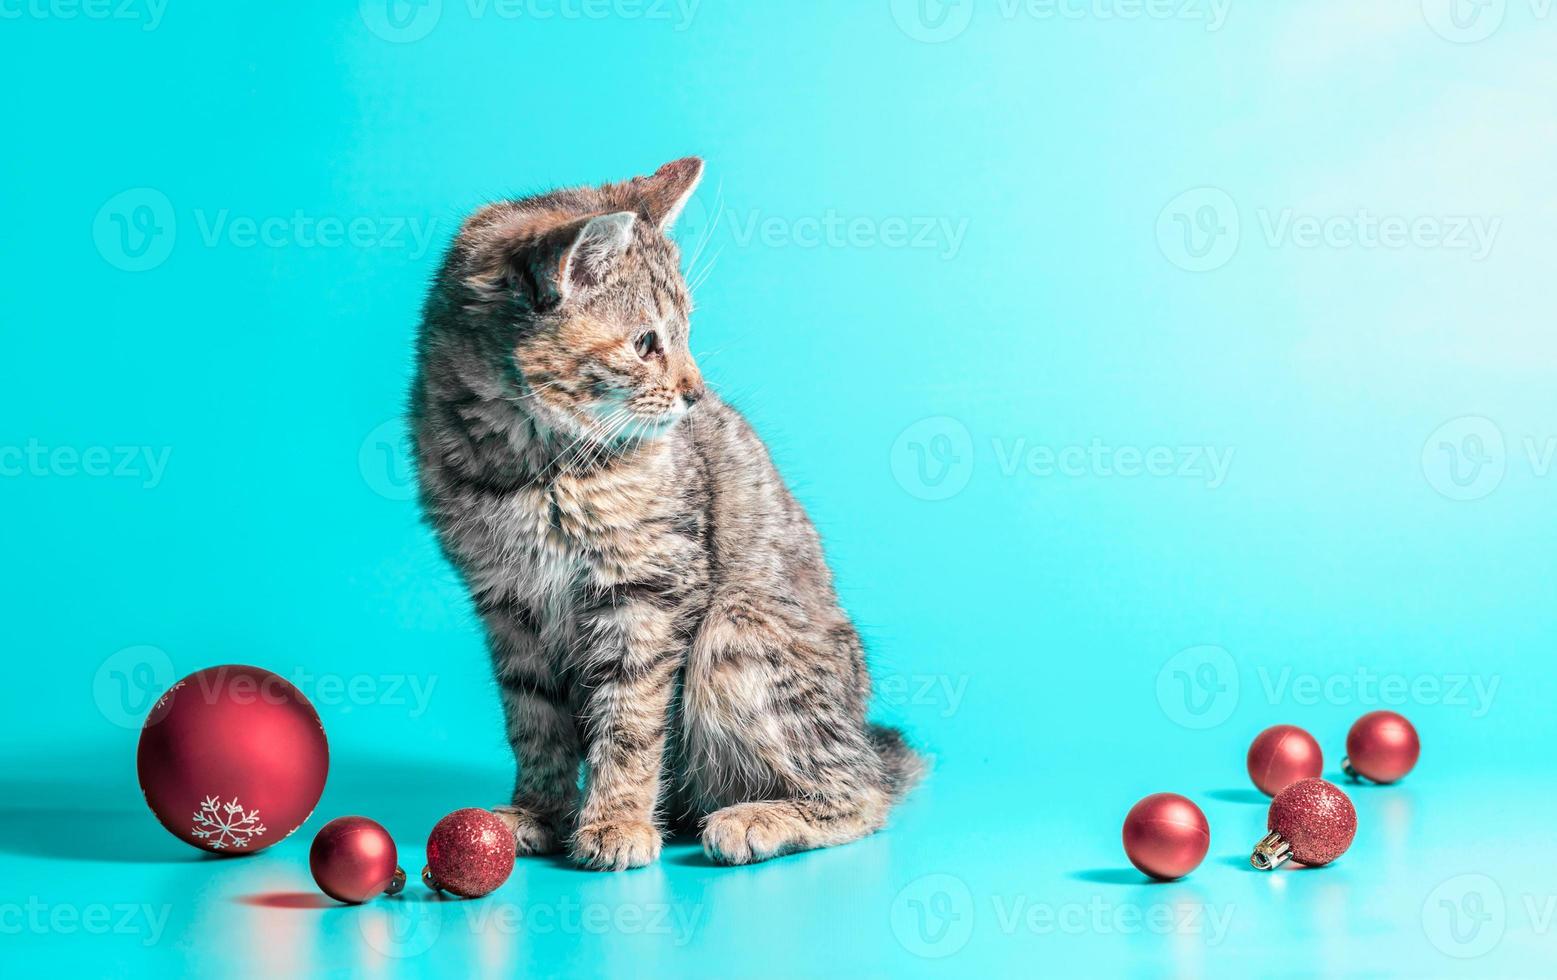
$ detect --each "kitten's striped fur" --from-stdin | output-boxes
[409,158,922,868]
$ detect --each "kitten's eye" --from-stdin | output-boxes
[634,330,662,360]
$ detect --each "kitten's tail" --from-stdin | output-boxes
[869,723,927,801]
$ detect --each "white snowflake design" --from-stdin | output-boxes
[191,795,268,849]
[152,679,185,713]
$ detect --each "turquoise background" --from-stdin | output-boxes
[3,1,1554,976]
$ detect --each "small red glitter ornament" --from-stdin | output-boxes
[1343,710,1420,784]
[422,808,516,898]
[310,816,406,904]
[1246,724,1323,797]
[1122,793,1210,880]
[137,665,328,854]
[1251,777,1357,870]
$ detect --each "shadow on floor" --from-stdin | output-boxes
[1205,788,1268,805]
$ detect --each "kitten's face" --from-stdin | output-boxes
[514,245,704,445]
[460,158,707,449]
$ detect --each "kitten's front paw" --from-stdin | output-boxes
[701,802,800,865]
[570,819,661,871]
[491,806,564,856]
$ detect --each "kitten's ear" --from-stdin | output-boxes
[517,211,636,309]
[635,156,704,234]
[557,211,636,299]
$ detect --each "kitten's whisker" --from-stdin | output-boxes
[687,247,722,295]
[553,409,622,474]
[684,179,723,284]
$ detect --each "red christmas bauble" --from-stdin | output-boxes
[310,816,404,904]
[136,665,328,854]
[1247,724,1324,796]
[1122,793,1210,880]
[1257,777,1356,868]
[1344,710,1420,784]
[423,808,515,898]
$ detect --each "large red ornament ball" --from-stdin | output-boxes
[1268,778,1357,867]
[1247,724,1324,796]
[1345,710,1420,784]
[136,665,328,854]
[423,808,516,898]
[1122,793,1210,880]
[311,816,403,904]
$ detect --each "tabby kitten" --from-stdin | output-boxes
[409,158,922,869]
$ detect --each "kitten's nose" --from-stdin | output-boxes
[679,366,705,406]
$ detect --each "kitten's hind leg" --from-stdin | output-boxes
[687,592,907,865]
[701,793,889,865]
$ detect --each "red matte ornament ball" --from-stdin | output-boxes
[136,665,328,854]
[1122,793,1210,880]
[1246,724,1324,797]
[423,808,516,898]
[310,816,405,904]
[1344,710,1421,784]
